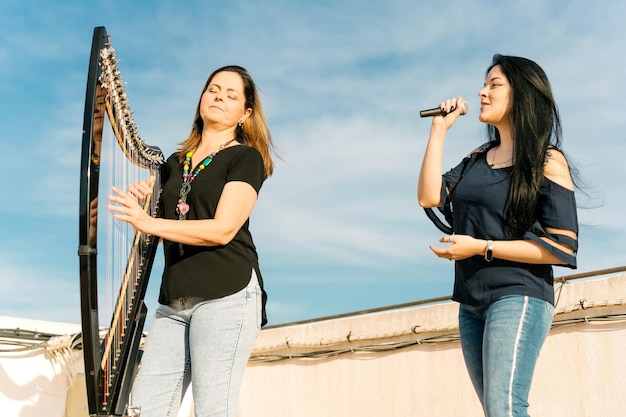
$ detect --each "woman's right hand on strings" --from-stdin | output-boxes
[108,174,157,233]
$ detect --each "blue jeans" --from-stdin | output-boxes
[130,270,262,417]
[458,295,554,417]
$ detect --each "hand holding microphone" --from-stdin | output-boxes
[420,99,470,118]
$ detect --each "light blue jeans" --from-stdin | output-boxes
[458,295,554,417]
[130,270,262,417]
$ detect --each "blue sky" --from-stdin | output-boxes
[1,0,625,328]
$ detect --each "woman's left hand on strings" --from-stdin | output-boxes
[430,234,484,261]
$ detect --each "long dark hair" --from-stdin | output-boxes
[178,65,275,178]
[486,54,563,237]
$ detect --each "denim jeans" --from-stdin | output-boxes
[458,295,554,417]
[130,270,262,417]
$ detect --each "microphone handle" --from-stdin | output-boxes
[420,101,468,118]
[419,107,448,117]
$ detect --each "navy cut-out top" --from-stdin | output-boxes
[441,148,578,306]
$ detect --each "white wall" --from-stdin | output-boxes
[0,318,81,417]
[236,273,626,417]
[2,272,625,417]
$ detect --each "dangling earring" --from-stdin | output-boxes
[236,119,246,143]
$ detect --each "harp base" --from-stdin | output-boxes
[90,405,141,417]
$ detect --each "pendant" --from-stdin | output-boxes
[177,201,190,216]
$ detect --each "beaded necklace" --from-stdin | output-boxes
[176,138,236,221]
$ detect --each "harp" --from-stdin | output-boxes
[78,26,164,417]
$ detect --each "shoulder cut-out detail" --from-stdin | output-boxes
[544,149,574,191]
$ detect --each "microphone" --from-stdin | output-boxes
[420,100,470,118]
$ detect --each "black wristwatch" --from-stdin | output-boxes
[485,240,494,262]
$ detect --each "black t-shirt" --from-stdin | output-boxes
[442,148,578,306]
[157,145,267,320]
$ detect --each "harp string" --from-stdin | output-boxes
[98,116,142,401]
[97,44,162,403]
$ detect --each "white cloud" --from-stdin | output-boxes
[0,255,81,324]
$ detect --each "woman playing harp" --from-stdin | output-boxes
[108,65,276,417]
